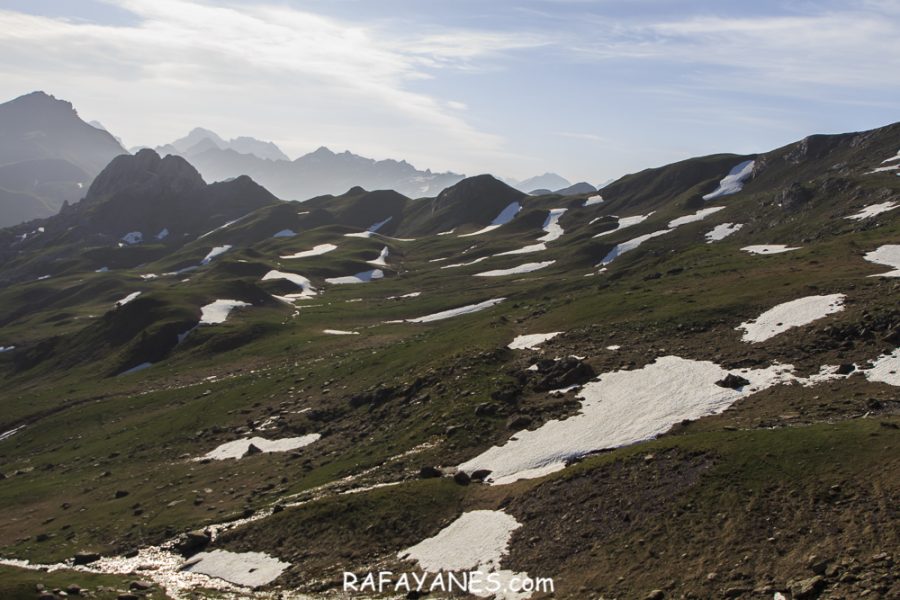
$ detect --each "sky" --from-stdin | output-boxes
[0,0,898,184]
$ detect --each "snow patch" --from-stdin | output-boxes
[668,206,725,228]
[593,213,652,238]
[197,434,321,461]
[441,256,489,269]
[114,291,141,307]
[261,270,316,297]
[325,269,384,284]
[600,230,671,265]
[702,160,754,200]
[866,349,900,386]
[368,246,390,267]
[118,362,153,376]
[737,294,846,343]
[706,222,744,242]
[407,298,506,323]
[0,425,24,442]
[156,228,169,240]
[399,510,532,600]
[495,243,547,256]
[345,216,392,238]
[864,245,900,277]
[182,550,289,588]
[537,208,567,243]
[281,243,337,259]
[459,202,522,237]
[509,332,562,350]
[272,229,296,238]
[387,291,422,300]
[741,245,800,255]
[846,201,899,220]
[201,245,232,265]
[0,345,15,353]
[458,356,795,484]
[121,231,143,245]
[584,195,603,207]
[475,261,555,277]
[323,329,359,335]
[199,299,251,325]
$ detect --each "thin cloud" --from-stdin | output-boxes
[0,0,546,171]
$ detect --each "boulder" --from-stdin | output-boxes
[715,373,751,389]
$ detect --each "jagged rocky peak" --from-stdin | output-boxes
[86,148,205,202]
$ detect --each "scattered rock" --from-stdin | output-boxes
[790,575,824,599]
[645,590,665,600]
[418,466,442,479]
[174,529,211,557]
[129,580,153,591]
[715,373,750,389]
[73,551,101,565]
[470,469,492,482]
[453,471,471,486]
[114,490,129,499]
[807,554,829,575]
[243,443,263,457]
[836,363,856,375]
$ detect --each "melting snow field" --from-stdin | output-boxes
[280,243,337,259]
[197,434,321,461]
[508,332,562,350]
[537,208,567,243]
[199,299,251,325]
[600,230,671,265]
[742,245,800,255]
[737,294,845,343]
[459,202,522,237]
[458,356,796,484]
[706,222,743,242]
[182,550,290,587]
[593,213,651,238]
[496,243,546,256]
[325,269,384,284]
[864,245,900,277]
[407,298,506,323]
[667,206,725,228]
[114,291,141,306]
[702,160,754,200]
[261,270,317,297]
[367,246,390,267]
[846,201,899,220]
[475,261,555,277]
[399,510,533,600]
[201,245,232,265]
[866,349,900,386]
[441,256,489,269]
[0,425,24,442]
[345,216,393,238]
[118,362,153,376]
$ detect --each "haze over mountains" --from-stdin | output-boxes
[0,91,597,229]
[0,92,125,227]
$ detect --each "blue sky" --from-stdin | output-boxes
[0,0,897,184]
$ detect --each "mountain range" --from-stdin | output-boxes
[0,92,126,227]
[0,95,898,599]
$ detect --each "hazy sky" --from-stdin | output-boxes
[0,0,898,183]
